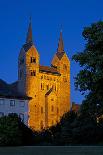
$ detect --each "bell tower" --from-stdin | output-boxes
[51,31,70,115]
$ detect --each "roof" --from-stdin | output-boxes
[39,65,61,75]
[0,94,31,100]
[0,79,31,100]
[45,88,53,96]
[23,41,33,52]
[56,52,65,60]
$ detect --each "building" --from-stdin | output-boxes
[0,80,31,125]
[18,20,70,131]
[0,95,30,125]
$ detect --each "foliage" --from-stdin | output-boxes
[72,21,103,117]
[0,114,35,146]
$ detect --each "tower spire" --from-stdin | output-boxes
[57,30,64,52]
[26,17,33,43]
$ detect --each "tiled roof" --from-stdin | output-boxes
[39,65,61,75]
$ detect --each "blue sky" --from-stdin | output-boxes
[0,0,103,103]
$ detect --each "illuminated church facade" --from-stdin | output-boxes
[18,20,70,131]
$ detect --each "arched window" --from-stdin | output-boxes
[57,107,59,114]
[31,70,36,76]
[40,121,43,130]
[47,85,49,90]
[41,83,42,90]
[41,107,43,114]
[31,57,36,63]
[51,105,54,112]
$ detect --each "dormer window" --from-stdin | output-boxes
[31,57,36,63]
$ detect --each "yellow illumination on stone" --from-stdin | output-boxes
[18,23,70,131]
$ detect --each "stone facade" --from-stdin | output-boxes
[18,20,70,131]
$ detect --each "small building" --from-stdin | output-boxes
[0,79,31,125]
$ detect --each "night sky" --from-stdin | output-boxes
[0,0,102,104]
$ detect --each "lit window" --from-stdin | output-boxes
[19,113,24,122]
[10,100,15,106]
[0,112,4,117]
[0,99,4,105]
[31,57,36,63]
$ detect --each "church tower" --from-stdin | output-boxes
[18,19,40,130]
[51,31,70,116]
[18,21,70,131]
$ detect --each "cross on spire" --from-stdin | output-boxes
[57,30,64,52]
[26,17,33,43]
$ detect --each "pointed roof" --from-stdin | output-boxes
[56,31,65,60]
[23,18,34,52]
[57,31,64,52]
[26,17,33,43]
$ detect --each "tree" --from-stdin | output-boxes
[0,114,22,146]
[0,114,35,146]
[72,21,103,117]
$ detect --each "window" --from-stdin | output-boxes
[31,57,36,63]
[57,107,59,114]
[20,101,25,107]
[19,113,24,122]
[51,105,54,112]
[51,98,54,101]
[0,112,4,117]
[31,70,36,76]
[47,85,49,90]
[41,107,43,114]
[41,75,43,79]
[0,99,4,105]
[41,83,43,90]
[40,121,43,130]
[10,100,15,106]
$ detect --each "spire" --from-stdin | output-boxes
[57,30,64,52]
[26,17,33,43]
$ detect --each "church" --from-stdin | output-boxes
[18,20,70,131]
